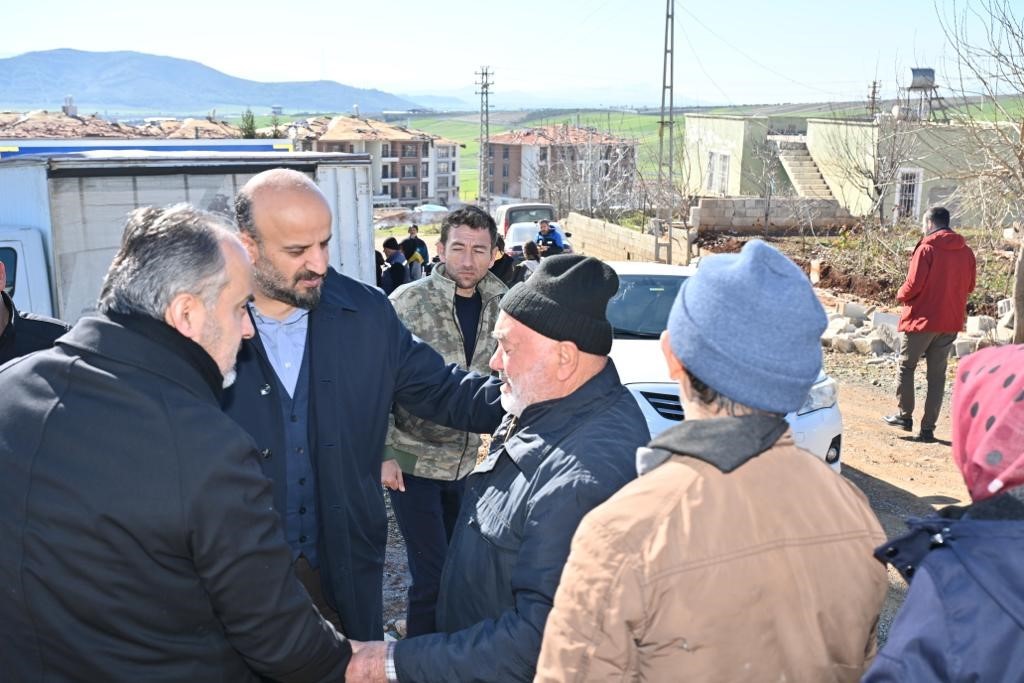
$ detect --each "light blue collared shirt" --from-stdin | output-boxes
[249,304,309,397]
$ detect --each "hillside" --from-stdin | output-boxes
[0,49,420,116]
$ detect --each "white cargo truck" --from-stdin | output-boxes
[0,151,375,323]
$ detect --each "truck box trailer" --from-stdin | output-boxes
[0,150,375,323]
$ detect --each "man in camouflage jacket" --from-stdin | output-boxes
[382,206,507,636]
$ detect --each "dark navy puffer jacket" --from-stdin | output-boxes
[863,491,1024,682]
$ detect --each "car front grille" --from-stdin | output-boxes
[640,391,684,421]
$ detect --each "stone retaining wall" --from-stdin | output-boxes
[562,212,694,265]
[690,197,856,233]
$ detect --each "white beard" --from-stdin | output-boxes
[500,390,526,417]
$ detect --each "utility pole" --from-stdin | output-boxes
[476,67,493,213]
[867,80,881,117]
[655,0,681,264]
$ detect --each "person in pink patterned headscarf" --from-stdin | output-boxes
[865,344,1024,682]
[951,345,1024,501]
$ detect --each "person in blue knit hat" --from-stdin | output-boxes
[536,240,889,682]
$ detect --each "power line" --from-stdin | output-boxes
[676,4,842,97]
[677,19,733,105]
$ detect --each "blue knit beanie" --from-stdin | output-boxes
[668,240,827,413]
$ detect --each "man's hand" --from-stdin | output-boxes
[346,640,389,683]
[381,459,405,492]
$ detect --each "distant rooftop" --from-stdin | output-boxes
[489,125,632,146]
[0,110,242,139]
[319,115,460,146]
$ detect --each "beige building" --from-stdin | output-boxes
[682,112,1018,226]
[487,125,637,212]
[315,116,461,206]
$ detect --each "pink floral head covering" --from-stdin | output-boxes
[952,344,1024,502]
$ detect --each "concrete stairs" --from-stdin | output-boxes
[777,141,833,200]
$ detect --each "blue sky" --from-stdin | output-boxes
[3,0,983,107]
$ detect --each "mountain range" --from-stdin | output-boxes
[0,49,467,115]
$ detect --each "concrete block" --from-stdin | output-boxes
[872,313,900,353]
[842,301,869,322]
[997,298,1015,317]
[954,338,978,357]
[821,317,855,347]
[1000,311,1015,329]
[832,333,855,353]
[995,327,1016,344]
[966,315,997,335]
[853,333,890,355]
[871,311,899,328]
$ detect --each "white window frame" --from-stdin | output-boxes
[705,151,731,195]
[895,166,924,221]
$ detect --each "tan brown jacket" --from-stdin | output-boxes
[536,427,887,683]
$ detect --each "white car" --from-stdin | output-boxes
[606,261,843,471]
[504,221,572,261]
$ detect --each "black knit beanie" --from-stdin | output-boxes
[499,254,619,354]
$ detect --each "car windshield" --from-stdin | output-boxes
[509,207,554,224]
[607,274,687,338]
[507,224,537,245]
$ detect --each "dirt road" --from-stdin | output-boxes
[822,349,968,642]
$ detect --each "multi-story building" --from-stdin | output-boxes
[486,125,637,212]
[315,116,461,207]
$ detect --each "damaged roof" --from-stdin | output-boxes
[0,110,159,138]
[0,110,241,139]
[320,115,459,146]
[489,125,632,146]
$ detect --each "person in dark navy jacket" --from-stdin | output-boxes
[224,169,504,642]
[865,343,1024,682]
[0,260,70,366]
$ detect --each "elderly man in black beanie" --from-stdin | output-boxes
[347,254,651,683]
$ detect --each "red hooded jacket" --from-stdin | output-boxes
[897,229,976,333]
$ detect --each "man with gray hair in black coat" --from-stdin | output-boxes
[0,204,353,682]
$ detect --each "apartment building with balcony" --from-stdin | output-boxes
[315,116,461,206]
[486,125,637,209]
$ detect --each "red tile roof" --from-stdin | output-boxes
[488,125,631,146]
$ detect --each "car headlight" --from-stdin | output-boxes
[797,377,838,415]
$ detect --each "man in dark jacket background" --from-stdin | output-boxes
[348,255,651,682]
[225,169,505,642]
[0,204,352,682]
[883,206,976,442]
[382,236,409,293]
[0,259,70,365]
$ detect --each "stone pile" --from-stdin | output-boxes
[820,298,1016,358]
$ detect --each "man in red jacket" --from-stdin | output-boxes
[883,206,975,442]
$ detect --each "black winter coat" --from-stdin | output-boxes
[223,269,504,640]
[394,360,650,682]
[0,315,349,682]
[0,290,70,365]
